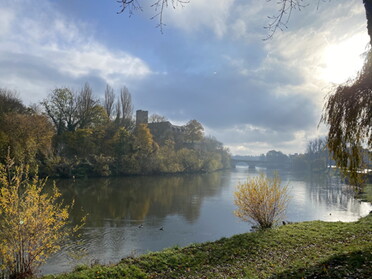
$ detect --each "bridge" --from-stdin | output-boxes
[231,158,267,170]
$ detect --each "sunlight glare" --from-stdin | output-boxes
[320,34,368,84]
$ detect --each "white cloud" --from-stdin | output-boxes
[0,0,151,104]
[46,44,151,83]
[0,8,14,37]
[247,1,368,104]
[165,0,235,37]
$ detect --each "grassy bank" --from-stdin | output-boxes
[46,213,372,279]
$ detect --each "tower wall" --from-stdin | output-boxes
[136,110,148,125]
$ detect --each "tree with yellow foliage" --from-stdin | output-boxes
[0,157,74,278]
[234,173,289,229]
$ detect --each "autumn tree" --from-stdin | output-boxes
[0,113,54,172]
[133,124,158,173]
[134,124,156,155]
[42,88,77,136]
[184,120,204,144]
[42,84,102,134]
[0,89,27,116]
[0,91,54,172]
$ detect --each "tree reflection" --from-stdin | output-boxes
[303,174,362,214]
[51,172,226,226]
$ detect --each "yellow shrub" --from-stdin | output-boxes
[234,173,289,229]
[0,157,75,278]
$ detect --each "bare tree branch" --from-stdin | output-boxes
[104,84,115,119]
[117,0,190,32]
[264,0,308,40]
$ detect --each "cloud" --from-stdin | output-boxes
[135,67,318,132]
[0,0,151,104]
[0,7,14,37]
[134,1,369,155]
[165,0,235,37]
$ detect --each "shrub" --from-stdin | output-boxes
[0,157,75,278]
[234,173,289,229]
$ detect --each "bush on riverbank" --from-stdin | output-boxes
[234,173,289,229]
[45,213,372,279]
[0,158,73,279]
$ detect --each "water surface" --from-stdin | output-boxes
[41,167,372,275]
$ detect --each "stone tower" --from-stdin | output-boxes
[136,110,148,125]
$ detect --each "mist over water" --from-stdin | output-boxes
[41,167,372,275]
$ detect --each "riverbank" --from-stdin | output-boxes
[45,213,372,279]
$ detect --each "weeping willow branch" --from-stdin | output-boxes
[321,49,372,186]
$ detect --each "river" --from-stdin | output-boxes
[40,167,372,275]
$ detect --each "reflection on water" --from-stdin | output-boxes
[56,173,227,226]
[41,167,372,275]
[284,172,372,222]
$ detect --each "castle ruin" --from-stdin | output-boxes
[135,110,186,144]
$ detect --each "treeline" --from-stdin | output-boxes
[0,85,230,178]
[234,139,332,172]
[233,139,332,172]
[235,137,371,173]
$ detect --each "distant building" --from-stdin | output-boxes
[136,110,186,145]
[136,110,148,125]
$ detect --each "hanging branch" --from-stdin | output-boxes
[117,0,142,15]
[264,0,308,40]
[117,0,190,32]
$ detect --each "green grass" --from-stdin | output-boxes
[45,214,372,279]
[358,183,372,203]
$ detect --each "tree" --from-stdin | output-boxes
[149,113,167,123]
[234,173,289,229]
[0,89,27,116]
[266,150,289,169]
[184,120,204,144]
[42,84,101,135]
[76,83,100,129]
[0,113,54,173]
[306,137,329,172]
[134,124,156,155]
[104,84,115,119]
[116,86,134,130]
[133,124,158,173]
[42,87,77,136]
[112,127,133,157]
[0,158,73,278]
[321,52,372,185]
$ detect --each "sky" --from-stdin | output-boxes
[0,0,369,155]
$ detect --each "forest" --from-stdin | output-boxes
[0,84,231,178]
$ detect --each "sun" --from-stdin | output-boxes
[320,34,369,84]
